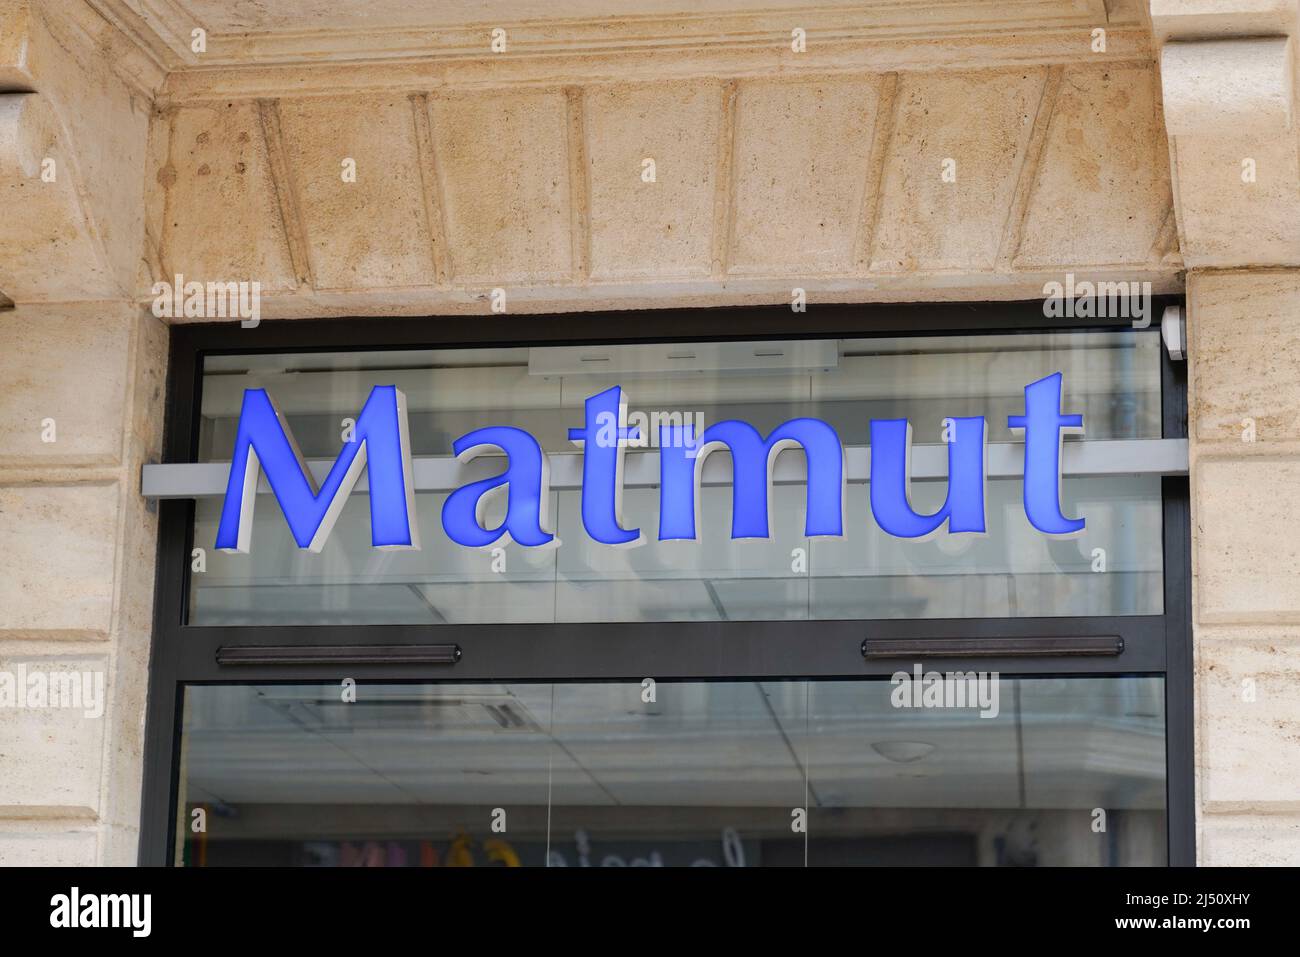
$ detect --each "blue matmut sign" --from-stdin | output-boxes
[215,374,1084,553]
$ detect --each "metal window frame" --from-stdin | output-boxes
[138,299,1194,867]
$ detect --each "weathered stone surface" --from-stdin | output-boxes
[1196,631,1300,808]
[0,654,108,811]
[26,5,153,294]
[137,58,1183,317]
[0,483,118,639]
[0,0,32,86]
[586,82,720,281]
[0,303,134,468]
[1194,456,1300,624]
[1189,271,1300,445]
[1158,32,1300,269]
[277,95,438,290]
[0,827,97,866]
[0,2,157,301]
[1199,814,1300,865]
[1187,264,1300,862]
[1150,0,1299,45]
[427,89,573,284]
[159,101,298,293]
[1015,65,1175,269]
[0,300,164,864]
[1158,0,1300,866]
[97,309,168,866]
[1162,38,1294,137]
[125,311,169,472]
[0,94,118,299]
[1171,132,1300,268]
[871,69,1043,273]
[729,76,881,276]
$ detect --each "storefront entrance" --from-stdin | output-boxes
[141,302,1192,866]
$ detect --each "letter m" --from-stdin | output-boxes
[658,418,844,540]
[216,385,419,553]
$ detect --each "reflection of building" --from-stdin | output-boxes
[1,0,1297,867]
[179,677,1169,866]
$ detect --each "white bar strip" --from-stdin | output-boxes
[141,438,1188,500]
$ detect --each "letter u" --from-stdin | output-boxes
[869,417,987,538]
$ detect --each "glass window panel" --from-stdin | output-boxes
[176,683,555,866]
[805,676,1166,866]
[176,677,1166,866]
[190,330,1164,625]
[544,681,808,867]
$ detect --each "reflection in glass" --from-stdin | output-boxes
[189,331,1164,625]
[177,677,1166,867]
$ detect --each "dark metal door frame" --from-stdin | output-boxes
[138,299,1195,866]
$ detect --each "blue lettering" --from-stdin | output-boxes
[567,386,643,547]
[441,426,555,548]
[217,377,1084,552]
[870,417,987,538]
[659,418,844,540]
[1008,372,1085,535]
[215,385,418,553]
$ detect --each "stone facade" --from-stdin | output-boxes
[0,302,166,865]
[1152,0,1300,864]
[0,0,1297,864]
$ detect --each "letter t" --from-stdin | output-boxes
[568,386,643,546]
[1008,372,1085,535]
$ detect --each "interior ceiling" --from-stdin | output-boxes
[183,679,1167,811]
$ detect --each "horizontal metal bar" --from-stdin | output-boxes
[215,643,462,666]
[142,437,1188,499]
[169,616,1161,681]
[860,636,1124,659]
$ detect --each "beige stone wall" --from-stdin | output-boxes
[1187,272,1300,863]
[136,58,1180,319]
[1152,0,1300,864]
[0,302,167,865]
[0,0,167,864]
[2,0,1184,314]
